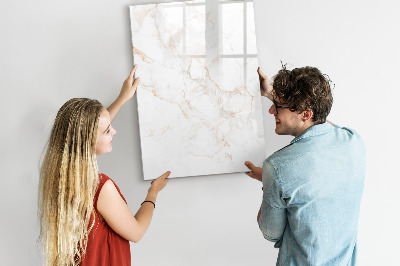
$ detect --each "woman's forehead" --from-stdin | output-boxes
[98,109,110,129]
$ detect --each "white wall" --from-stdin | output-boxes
[254,1,400,265]
[0,0,398,265]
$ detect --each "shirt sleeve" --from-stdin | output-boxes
[258,159,287,246]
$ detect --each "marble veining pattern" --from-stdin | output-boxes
[130,1,265,179]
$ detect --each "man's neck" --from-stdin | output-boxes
[294,122,315,137]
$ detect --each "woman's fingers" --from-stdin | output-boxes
[131,75,140,89]
[124,65,138,87]
[159,171,171,180]
[150,171,170,192]
[129,64,138,79]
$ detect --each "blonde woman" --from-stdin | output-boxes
[38,65,170,266]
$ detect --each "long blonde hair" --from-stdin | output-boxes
[38,98,103,265]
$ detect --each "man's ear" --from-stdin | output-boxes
[302,109,313,122]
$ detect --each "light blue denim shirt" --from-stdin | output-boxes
[258,122,365,266]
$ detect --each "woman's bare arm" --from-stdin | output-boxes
[107,65,140,122]
[97,171,169,243]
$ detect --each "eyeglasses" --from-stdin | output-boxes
[273,100,291,114]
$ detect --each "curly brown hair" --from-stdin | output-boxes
[272,66,333,124]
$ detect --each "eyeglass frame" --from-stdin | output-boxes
[272,100,291,114]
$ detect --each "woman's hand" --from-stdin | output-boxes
[258,67,274,101]
[149,171,170,195]
[97,171,170,243]
[119,64,140,102]
[107,65,140,121]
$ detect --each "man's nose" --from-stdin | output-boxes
[269,104,276,114]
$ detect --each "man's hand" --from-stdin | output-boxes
[258,67,274,101]
[245,161,262,182]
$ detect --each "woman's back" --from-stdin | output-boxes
[81,173,130,266]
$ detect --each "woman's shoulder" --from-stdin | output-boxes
[95,173,112,202]
[98,172,113,186]
[97,173,127,203]
[99,172,110,180]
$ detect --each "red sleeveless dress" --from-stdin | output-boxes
[81,173,131,266]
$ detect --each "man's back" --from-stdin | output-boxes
[258,122,365,266]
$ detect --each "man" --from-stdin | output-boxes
[245,66,365,265]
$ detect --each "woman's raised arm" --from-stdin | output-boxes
[107,65,140,122]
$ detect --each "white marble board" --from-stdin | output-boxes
[129,0,265,179]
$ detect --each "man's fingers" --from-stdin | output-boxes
[245,172,251,177]
[245,161,255,170]
[257,67,266,78]
[245,171,255,178]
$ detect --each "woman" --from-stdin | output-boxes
[38,65,169,265]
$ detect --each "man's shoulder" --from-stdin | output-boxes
[329,125,365,151]
[334,124,362,136]
[264,145,300,171]
[266,124,364,166]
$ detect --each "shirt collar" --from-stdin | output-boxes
[290,122,334,144]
